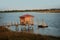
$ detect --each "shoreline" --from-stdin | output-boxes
[0,26,60,40]
[0,9,60,13]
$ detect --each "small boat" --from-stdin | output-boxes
[38,19,48,28]
[38,24,48,28]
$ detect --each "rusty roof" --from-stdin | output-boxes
[20,14,34,18]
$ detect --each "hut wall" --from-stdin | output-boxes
[25,17,34,25]
[20,18,25,25]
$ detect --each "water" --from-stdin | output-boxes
[0,12,60,37]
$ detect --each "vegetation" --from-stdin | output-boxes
[0,26,60,40]
[0,9,60,13]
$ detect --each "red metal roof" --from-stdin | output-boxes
[20,14,34,18]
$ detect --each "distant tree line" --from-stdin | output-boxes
[0,9,60,13]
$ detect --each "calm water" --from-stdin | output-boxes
[0,12,60,37]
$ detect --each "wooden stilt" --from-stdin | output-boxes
[15,24,19,31]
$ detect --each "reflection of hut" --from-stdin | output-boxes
[19,14,34,26]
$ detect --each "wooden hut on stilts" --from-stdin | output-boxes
[19,14,34,32]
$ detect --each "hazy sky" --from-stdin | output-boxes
[0,0,60,10]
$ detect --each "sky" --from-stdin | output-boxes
[0,0,60,10]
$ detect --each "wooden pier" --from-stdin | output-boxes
[0,22,34,32]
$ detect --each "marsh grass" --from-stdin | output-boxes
[0,26,60,40]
